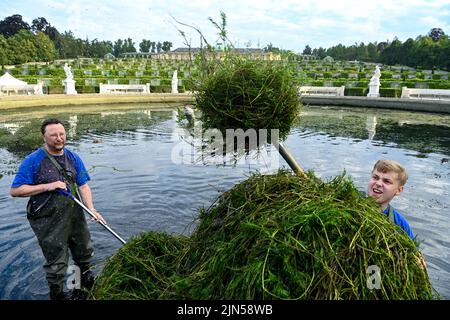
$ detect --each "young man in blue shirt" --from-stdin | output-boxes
[367,159,414,239]
[10,119,106,300]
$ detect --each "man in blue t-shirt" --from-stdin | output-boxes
[367,159,427,271]
[367,159,414,239]
[10,119,106,300]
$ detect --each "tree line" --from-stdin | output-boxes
[1,14,449,72]
[0,14,173,65]
[302,28,450,71]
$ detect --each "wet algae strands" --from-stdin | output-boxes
[91,171,435,300]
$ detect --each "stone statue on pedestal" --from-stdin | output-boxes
[63,63,77,95]
[63,63,73,80]
[367,65,381,98]
[172,70,178,94]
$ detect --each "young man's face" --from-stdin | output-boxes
[43,123,66,153]
[367,169,404,209]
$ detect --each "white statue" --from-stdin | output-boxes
[367,65,381,98]
[63,63,73,80]
[171,70,178,94]
[370,65,381,86]
[63,63,77,94]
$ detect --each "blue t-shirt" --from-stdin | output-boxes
[384,205,414,239]
[11,147,90,212]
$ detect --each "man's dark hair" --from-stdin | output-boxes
[41,119,65,135]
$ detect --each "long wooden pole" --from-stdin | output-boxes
[272,139,307,179]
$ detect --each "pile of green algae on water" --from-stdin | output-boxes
[90,170,436,300]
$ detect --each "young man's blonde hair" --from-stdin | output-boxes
[372,159,408,186]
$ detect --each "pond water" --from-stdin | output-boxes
[0,104,449,300]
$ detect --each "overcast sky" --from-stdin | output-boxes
[1,0,450,52]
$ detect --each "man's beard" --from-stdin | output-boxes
[48,143,65,152]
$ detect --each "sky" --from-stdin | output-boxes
[1,0,450,52]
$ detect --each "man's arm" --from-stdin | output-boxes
[78,183,107,224]
[10,181,67,197]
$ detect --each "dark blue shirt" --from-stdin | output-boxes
[11,147,90,212]
[384,205,414,239]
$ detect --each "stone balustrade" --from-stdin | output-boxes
[299,86,345,97]
[99,83,150,94]
[401,87,450,100]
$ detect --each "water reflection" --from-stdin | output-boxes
[297,106,450,157]
[366,115,377,140]
[0,104,449,299]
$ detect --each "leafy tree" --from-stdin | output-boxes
[150,41,156,53]
[428,28,446,42]
[0,14,30,37]
[0,34,10,66]
[113,39,124,56]
[313,47,326,59]
[162,41,172,52]
[156,41,162,53]
[263,43,280,53]
[302,45,312,55]
[31,17,50,33]
[58,31,83,58]
[34,31,57,61]
[113,38,136,56]
[123,38,136,52]
[139,39,152,52]
[7,29,37,64]
[367,42,379,61]
[88,39,113,57]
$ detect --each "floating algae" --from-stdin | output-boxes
[91,170,436,300]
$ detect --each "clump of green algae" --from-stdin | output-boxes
[91,170,435,300]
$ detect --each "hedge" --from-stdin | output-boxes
[74,86,99,94]
[47,86,65,94]
[379,88,401,98]
[344,87,367,96]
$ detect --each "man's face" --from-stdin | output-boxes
[43,123,66,152]
[367,169,404,209]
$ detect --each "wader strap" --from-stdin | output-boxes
[387,205,396,224]
[41,147,80,198]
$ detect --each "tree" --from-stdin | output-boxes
[0,34,11,66]
[313,47,326,59]
[34,32,57,61]
[263,43,280,53]
[139,39,152,53]
[150,41,156,53]
[367,42,379,61]
[156,41,162,53]
[428,28,446,42]
[0,14,31,37]
[113,39,124,57]
[302,45,312,55]
[88,39,113,57]
[58,31,84,58]
[31,17,50,33]
[123,38,136,52]
[7,30,37,64]
[162,41,172,52]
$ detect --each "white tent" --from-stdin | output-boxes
[0,72,28,86]
[0,72,43,95]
